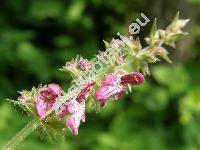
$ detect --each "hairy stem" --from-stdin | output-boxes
[3,118,40,150]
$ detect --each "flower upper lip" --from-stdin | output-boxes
[94,72,145,107]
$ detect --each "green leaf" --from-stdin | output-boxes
[171,11,180,28]
[155,47,172,63]
[152,65,189,94]
[150,18,157,38]
[65,1,86,23]
[167,32,188,43]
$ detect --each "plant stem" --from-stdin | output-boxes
[3,118,40,150]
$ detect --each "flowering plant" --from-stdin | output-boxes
[3,12,189,149]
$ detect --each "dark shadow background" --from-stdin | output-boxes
[0,0,200,149]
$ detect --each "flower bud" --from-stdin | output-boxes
[18,88,37,104]
[78,59,92,71]
[110,38,124,50]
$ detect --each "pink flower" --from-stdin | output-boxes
[94,73,123,107]
[36,83,61,119]
[65,99,85,135]
[57,99,86,135]
[76,82,95,103]
[57,82,95,135]
[95,73,144,107]
[120,72,145,85]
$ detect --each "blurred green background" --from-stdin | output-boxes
[0,0,200,149]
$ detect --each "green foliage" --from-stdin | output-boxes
[0,0,199,150]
